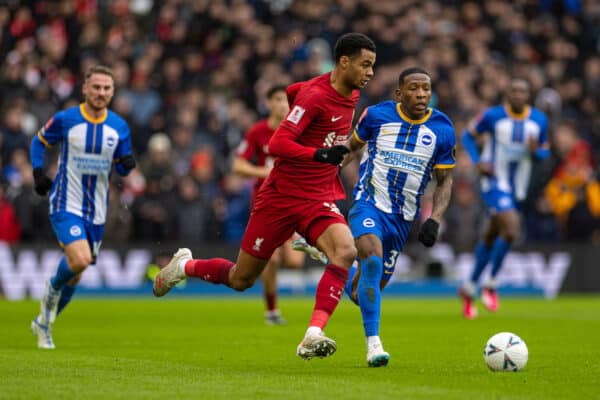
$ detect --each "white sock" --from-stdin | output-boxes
[177,258,189,277]
[483,277,497,289]
[306,326,322,337]
[367,336,382,349]
[462,281,477,297]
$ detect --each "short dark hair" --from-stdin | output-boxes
[333,33,376,63]
[85,65,114,81]
[398,67,430,85]
[266,85,287,99]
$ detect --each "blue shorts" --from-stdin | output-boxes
[348,200,412,282]
[49,212,105,260]
[481,189,522,214]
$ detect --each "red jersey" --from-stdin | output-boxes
[236,119,275,194]
[265,72,359,200]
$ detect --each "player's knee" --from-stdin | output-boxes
[67,254,92,271]
[502,230,518,243]
[331,244,357,267]
[357,247,379,260]
[229,276,256,291]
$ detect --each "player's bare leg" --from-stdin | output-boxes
[33,240,92,349]
[297,223,356,360]
[291,236,328,265]
[262,248,285,325]
[281,237,307,269]
[154,247,269,296]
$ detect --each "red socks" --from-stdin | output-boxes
[309,264,349,329]
[184,258,234,285]
[265,292,277,311]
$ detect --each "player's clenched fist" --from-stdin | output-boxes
[33,168,53,196]
[313,145,349,165]
[418,218,439,247]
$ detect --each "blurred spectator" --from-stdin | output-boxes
[130,171,177,243]
[213,173,252,244]
[138,132,176,193]
[0,0,598,245]
[0,103,28,170]
[172,175,218,242]
[544,120,599,239]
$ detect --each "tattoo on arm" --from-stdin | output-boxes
[431,168,453,223]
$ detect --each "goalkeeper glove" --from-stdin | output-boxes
[313,145,349,165]
[33,168,53,196]
[418,218,439,247]
[117,154,136,170]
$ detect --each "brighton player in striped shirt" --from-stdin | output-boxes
[459,78,549,319]
[343,67,456,366]
[29,65,135,349]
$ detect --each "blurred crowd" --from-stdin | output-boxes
[1,0,599,248]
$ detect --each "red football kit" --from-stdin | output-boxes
[240,72,359,260]
[235,119,275,198]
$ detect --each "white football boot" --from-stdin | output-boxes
[366,342,390,367]
[31,318,55,350]
[296,331,337,360]
[291,238,329,265]
[40,280,61,325]
[153,248,192,297]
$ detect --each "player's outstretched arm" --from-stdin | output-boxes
[232,156,271,179]
[30,132,53,196]
[430,168,453,222]
[418,168,453,247]
[461,128,480,163]
[268,125,317,161]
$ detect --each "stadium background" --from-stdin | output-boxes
[1,0,599,298]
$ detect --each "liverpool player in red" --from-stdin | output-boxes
[154,33,376,359]
[232,85,324,325]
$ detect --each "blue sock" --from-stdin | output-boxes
[357,256,383,337]
[490,237,511,278]
[50,257,75,290]
[57,285,76,315]
[344,264,359,305]
[470,242,492,284]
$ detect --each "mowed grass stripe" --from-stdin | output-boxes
[1,296,599,400]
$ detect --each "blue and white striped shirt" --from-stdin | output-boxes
[475,105,548,200]
[30,104,133,225]
[353,101,456,221]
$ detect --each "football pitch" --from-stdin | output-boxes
[1,296,599,400]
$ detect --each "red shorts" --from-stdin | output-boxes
[241,182,346,260]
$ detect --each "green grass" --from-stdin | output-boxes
[1,296,599,400]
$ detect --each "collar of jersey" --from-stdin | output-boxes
[80,103,107,124]
[396,103,432,124]
[504,104,530,120]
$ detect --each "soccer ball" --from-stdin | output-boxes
[483,332,528,372]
